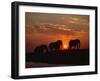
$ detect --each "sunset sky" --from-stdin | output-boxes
[25,12,89,53]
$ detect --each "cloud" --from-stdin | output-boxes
[26,23,76,36]
[26,13,89,38]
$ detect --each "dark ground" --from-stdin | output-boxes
[26,49,89,68]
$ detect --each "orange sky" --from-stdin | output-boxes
[25,12,89,53]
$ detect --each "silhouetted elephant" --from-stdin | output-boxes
[49,40,62,51]
[69,39,80,49]
[34,45,48,54]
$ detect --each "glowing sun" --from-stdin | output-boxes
[63,44,67,49]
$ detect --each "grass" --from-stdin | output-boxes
[26,49,89,68]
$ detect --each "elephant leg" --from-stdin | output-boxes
[51,47,54,51]
[79,44,80,48]
[69,45,71,49]
[76,45,78,49]
[45,48,48,52]
[42,49,46,53]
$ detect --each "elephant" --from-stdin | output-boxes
[49,40,62,51]
[34,45,48,54]
[69,39,80,49]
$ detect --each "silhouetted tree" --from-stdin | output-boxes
[69,39,80,49]
[49,40,62,51]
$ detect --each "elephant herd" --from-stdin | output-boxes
[34,39,80,54]
[34,40,62,54]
